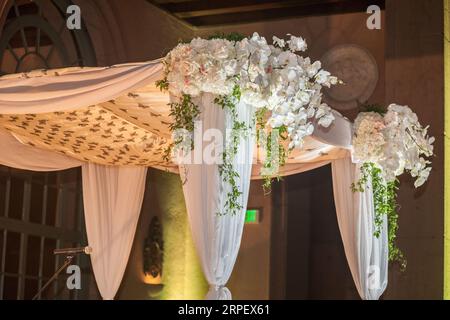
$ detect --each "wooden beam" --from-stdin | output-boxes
[162,0,336,13]
[0,216,82,241]
[148,0,385,27]
[152,0,196,4]
[174,0,347,19]
[183,0,385,27]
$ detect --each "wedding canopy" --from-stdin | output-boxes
[0,59,387,300]
[0,60,351,175]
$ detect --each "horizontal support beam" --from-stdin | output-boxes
[148,0,385,27]
[0,216,82,241]
[158,0,385,17]
[170,0,344,18]
[185,0,385,27]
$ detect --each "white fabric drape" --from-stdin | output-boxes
[312,110,353,149]
[331,157,388,300]
[0,61,164,114]
[180,93,255,300]
[0,129,82,171]
[0,133,148,300]
[81,163,147,300]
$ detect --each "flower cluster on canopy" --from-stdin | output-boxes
[353,104,434,187]
[163,32,339,150]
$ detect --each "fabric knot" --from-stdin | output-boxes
[206,284,232,300]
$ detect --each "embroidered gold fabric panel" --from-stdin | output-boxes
[0,105,173,167]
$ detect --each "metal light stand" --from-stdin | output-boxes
[32,255,75,301]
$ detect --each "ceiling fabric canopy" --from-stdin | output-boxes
[0,59,353,178]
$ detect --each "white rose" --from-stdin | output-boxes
[268,115,285,128]
[298,91,311,105]
[223,59,238,76]
[318,113,335,128]
[414,167,431,188]
[273,36,286,48]
[190,38,208,51]
[288,35,308,52]
[307,61,322,77]
[315,70,332,86]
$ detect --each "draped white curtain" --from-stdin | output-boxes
[0,60,162,300]
[180,93,255,300]
[0,61,164,114]
[82,163,147,300]
[0,129,147,300]
[331,157,388,300]
[0,129,82,171]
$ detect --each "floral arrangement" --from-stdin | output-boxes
[353,104,434,187]
[352,104,434,267]
[157,33,339,214]
[161,33,338,148]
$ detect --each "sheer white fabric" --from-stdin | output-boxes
[312,110,353,149]
[0,134,147,300]
[0,129,81,171]
[0,61,164,114]
[82,163,147,300]
[180,93,255,300]
[331,157,388,300]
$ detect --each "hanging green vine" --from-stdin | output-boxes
[215,85,250,216]
[261,128,288,194]
[157,34,252,217]
[255,108,289,194]
[208,32,246,42]
[352,163,407,270]
[157,80,249,216]
[157,78,200,162]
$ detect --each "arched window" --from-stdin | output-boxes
[0,0,96,74]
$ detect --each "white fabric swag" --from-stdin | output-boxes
[0,60,388,300]
[332,158,388,300]
[82,163,147,300]
[180,94,255,300]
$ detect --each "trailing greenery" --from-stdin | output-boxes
[207,32,246,42]
[261,128,288,194]
[157,32,290,216]
[360,102,387,115]
[215,85,249,216]
[352,163,407,270]
[176,32,246,45]
[155,78,169,92]
[157,79,200,162]
[255,108,289,194]
[157,77,250,216]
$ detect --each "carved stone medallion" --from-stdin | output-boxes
[321,44,379,111]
